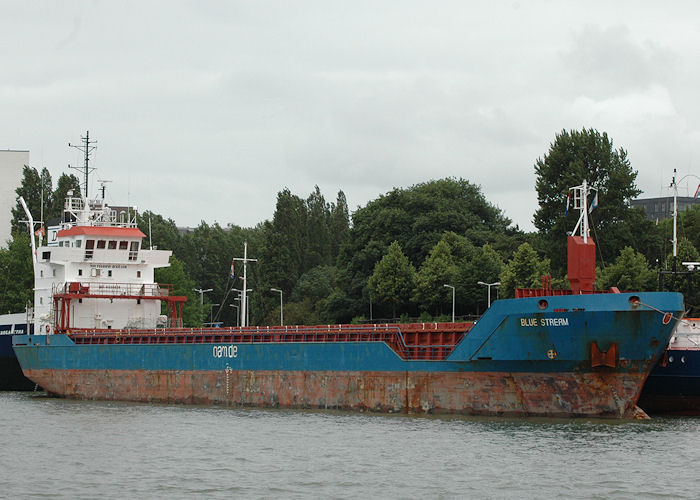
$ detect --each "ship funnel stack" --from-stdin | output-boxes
[567,180,597,294]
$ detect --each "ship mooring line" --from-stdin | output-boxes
[638,301,684,323]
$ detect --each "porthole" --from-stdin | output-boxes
[681,356,686,363]
[668,355,674,363]
[629,296,641,307]
[538,299,548,310]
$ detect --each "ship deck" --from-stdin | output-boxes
[66,322,474,361]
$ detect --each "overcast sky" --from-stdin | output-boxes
[2,1,699,231]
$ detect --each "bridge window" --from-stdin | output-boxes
[97,240,106,249]
[128,241,139,261]
[119,241,128,250]
[85,239,94,260]
[108,240,117,250]
[75,240,82,248]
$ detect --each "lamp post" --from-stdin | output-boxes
[477,281,500,308]
[229,304,239,327]
[209,303,220,325]
[194,288,213,326]
[270,288,283,326]
[194,288,212,306]
[443,284,455,322]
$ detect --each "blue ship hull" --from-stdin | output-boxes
[638,348,700,414]
[14,292,684,417]
[0,321,35,391]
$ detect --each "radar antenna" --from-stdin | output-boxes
[69,131,97,197]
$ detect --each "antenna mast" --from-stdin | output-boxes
[97,179,112,199]
[69,131,97,197]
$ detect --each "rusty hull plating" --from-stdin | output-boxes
[23,368,650,418]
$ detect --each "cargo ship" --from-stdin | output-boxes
[13,179,684,418]
[638,319,700,414]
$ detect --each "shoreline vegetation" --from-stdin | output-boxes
[3,128,698,326]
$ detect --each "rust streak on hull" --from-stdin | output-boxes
[25,368,647,418]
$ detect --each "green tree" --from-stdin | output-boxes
[329,191,350,258]
[259,189,308,293]
[137,211,181,253]
[533,129,641,275]
[11,165,43,235]
[340,178,514,317]
[499,243,551,298]
[668,205,700,263]
[263,298,323,326]
[39,168,53,222]
[460,243,503,314]
[657,237,700,313]
[50,173,81,222]
[413,238,458,314]
[305,186,331,269]
[598,247,657,292]
[368,241,416,319]
[0,233,34,314]
[154,256,201,327]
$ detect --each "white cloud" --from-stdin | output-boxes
[2,2,700,232]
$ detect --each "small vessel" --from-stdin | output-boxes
[12,171,683,418]
[638,319,700,414]
[637,169,700,415]
[0,313,35,390]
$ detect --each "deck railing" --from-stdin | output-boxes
[68,322,475,361]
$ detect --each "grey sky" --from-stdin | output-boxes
[2,1,699,231]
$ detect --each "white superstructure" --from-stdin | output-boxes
[26,191,176,335]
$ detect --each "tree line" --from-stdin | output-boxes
[3,128,699,322]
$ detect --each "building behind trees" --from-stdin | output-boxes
[0,150,28,247]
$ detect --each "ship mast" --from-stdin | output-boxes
[566,180,598,294]
[232,241,257,327]
[69,131,97,198]
[569,179,596,242]
[669,169,700,266]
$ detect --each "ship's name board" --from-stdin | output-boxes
[213,345,238,358]
[520,317,569,327]
[89,264,128,269]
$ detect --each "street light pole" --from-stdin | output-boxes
[194,288,213,307]
[477,281,501,308]
[443,284,455,322]
[209,303,220,325]
[270,288,283,326]
[229,304,239,327]
[194,288,213,326]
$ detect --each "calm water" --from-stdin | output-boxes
[1,392,698,499]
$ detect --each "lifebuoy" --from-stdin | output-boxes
[45,324,50,333]
[663,312,673,325]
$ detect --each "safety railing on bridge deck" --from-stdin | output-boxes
[54,282,173,298]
